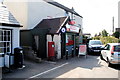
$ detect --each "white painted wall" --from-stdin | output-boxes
[75,16,83,43]
[4,0,83,31]
[67,12,82,27]
[53,34,61,59]
[46,35,52,57]
[12,28,20,51]
[4,0,66,29]
[75,15,82,27]
[4,1,28,29]
[27,1,65,29]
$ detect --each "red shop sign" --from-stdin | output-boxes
[68,21,75,25]
[70,26,79,33]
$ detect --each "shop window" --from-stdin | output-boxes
[66,34,74,46]
[0,29,12,54]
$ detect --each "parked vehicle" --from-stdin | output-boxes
[88,40,104,54]
[100,43,120,66]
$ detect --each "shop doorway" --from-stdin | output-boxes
[34,35,39,51]
[34,35,47,59]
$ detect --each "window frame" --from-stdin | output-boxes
[0,28,12,54]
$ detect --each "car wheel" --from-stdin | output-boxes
[100,54,104,60]
[108,62,113,67]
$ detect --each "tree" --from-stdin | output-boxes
[98,32,101,36]
[101,29,108,37]
[113,31,120,39]
[94,33,98,37]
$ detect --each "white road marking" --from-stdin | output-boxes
[26,62,68,80]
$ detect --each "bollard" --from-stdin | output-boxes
[71,47,74,57]
[76,47,78,56]
[66,49,68,60]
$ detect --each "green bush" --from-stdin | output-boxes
[100,36,118,45]
[92,36,119,45]
[92,36,100,40]
[118,39,120,43]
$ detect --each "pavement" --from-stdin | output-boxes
[2,55,120,80]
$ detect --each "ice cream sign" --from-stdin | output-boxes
[70,26,79,33]
[66,24,79,33]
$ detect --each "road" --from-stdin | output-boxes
[2,55,119,79]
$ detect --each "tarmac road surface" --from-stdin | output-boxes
[2,55,119,79]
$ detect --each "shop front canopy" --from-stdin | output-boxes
[34,17,68,34]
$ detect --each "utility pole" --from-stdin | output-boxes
[112,17,114,33]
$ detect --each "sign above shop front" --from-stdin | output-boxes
[70,26,79,33]
[66,24,79,33]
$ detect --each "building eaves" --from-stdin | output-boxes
[44,0,83,18]
[0,3,22,27]
[34,17,68,34]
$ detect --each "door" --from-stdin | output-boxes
[34,35,47,58]
[61,33,66,59]
[39,35,47,58]
[34,35,39,51]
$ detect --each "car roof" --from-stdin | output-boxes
[107,43,120,46]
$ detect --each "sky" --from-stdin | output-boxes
[54,0,119,36]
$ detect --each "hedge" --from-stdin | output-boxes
[93,36,120,45]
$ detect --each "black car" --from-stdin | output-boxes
[88,40,104,54]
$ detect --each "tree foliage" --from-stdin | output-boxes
[92,29,120,45]
[113,31,120,39]
[100,36,119,45]
[94,33,98,37]
[93,36,119,45]
[101,29,108,37]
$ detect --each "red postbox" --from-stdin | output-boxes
[48,41,55,59]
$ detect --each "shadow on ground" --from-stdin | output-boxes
[110,64,120,70]
[2,55,118,79]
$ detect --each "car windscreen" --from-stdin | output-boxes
[89,41,102,45]
[114,45,120,52]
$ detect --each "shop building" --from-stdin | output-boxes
[4,0,83,59]
[21,16,82,59]
[0,3,22,67]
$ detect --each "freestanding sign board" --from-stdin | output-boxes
[78,45,87,58]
